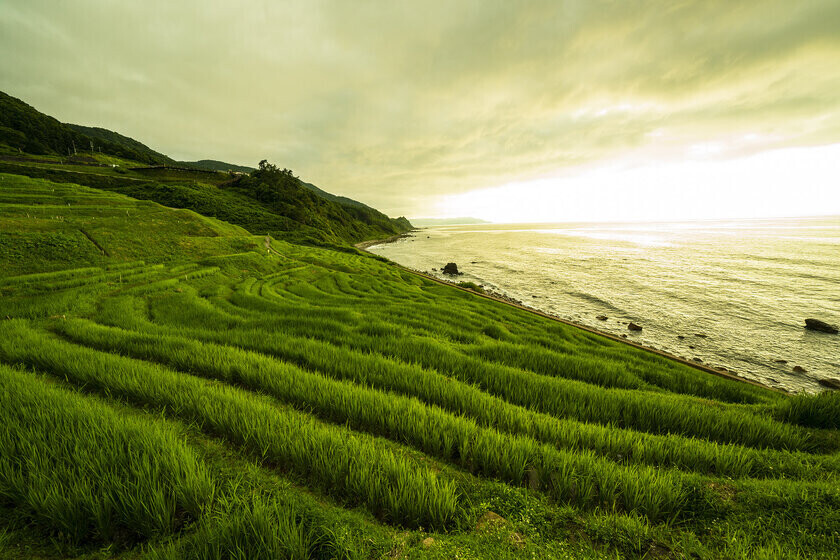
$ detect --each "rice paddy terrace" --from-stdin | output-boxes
[1,173,839,559]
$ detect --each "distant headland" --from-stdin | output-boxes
[410,217,490,226]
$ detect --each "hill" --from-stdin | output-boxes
[174,164,410,232]
[1,171,839,559]
[0,158,412,245]
[178,159,255,173]
[0,90,412,245]
[0,173,257,277]
[299,179,414,231]
[66,123,175,164]
[300,179,374,209]
[0,91,172,164]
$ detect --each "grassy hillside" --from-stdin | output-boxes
[178,159,256,173]
[66,123,174,164]
[1,173,839,559]
[0,91,172,164]
[0,90,412,245]
[0,158,411,245]
[0,173,257,276]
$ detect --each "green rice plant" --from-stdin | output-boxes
[52,317,696,521]
[167,263,201,274]
[105,260,146,271]
[147,498,314,560]
[146,493,369,560]
[466,341,650,390]
[246,247,779,404]
[36,264,166,291]
[191,299,817,452]
[118,277,183,296]
[77,308,840,481]
[481,323,510,340]
[466,335,777,405]
[0,320,459,530]
[181,266,221,280]
[0,266,103,286]
[333,336,815,451]
[774,391,840,430]
[517,330,780,405]
[0,285,102,319]
[103,286,824,476]
[724,476,840,556]
[0,363,214,544]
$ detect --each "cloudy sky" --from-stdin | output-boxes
[2,0,839,221]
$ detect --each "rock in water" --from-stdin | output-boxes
[818,378,840,390]
[804,319,838,334]
[628,322,643,331]
[442,262,460,275]
[596,315,608,321]
[793,365,807,374]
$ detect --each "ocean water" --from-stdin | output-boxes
[368,216,840,393]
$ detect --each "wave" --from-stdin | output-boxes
[567,291,624,314]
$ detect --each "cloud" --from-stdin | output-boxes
[1,0,839,217]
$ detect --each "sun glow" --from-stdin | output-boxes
[439,144,840,223]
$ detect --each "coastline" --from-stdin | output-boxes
[355,231,417,251]
[355,236,784,394]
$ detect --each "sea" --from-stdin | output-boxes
[367,216,840,393]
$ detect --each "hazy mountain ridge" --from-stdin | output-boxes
[411,217,491,226]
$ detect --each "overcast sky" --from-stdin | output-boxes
[2,1,839,220]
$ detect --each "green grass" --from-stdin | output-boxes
[1,173,839,559]
[0,173,259,275]
[775,391,840,429]
[50,317,701,522]
[147,493,370,560]
[0,156,411,246]
[0,363,214,545]
[71,302,840,481]
[0,321,460,531]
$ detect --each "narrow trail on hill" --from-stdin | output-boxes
[0,161,151,182]
[79,229,110,256]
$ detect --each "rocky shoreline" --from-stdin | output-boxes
[354,231,416,251]
[357,252,784,393]
[355,242,840,393]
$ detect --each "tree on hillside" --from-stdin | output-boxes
[255,159,296,179]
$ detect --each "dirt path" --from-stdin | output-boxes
[0,161,150,183]
[79,229,110,256]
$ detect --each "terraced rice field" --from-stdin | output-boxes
[1,174,839,559]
